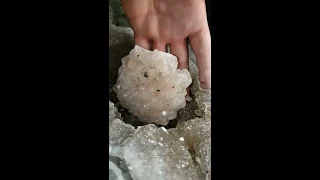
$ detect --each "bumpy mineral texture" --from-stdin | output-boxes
[122,124,201,180]
[109,101,135,158]
[195,89,211,120]
[177,118,211,179]
[109,5,117,25]
[109,155,132,180]
[109,101,121,122]
[113,45,192,126]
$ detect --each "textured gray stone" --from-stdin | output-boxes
[109,24,134,101]
[109,5,117,25]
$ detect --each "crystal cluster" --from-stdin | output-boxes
[109,155,132,180]
[195,90,211,120]
[109,101,121,122]
[109,101,135,158]
[113,45,192,126]
[177,118,211,179]
[122,124,202,180]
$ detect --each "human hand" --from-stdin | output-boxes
[120,0,211,89]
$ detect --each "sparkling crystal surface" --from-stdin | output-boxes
[113,45,192,125]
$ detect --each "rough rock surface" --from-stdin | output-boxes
[109,100,121,121]
[109,0,130,27]
[113,45,192,126]
[109,24,134,90]
[122,124,202,180]
[109,5,117,25]
[109,101,135,158]
[109,155,133,180]
[177,118,211,180]
[195,89,211,120]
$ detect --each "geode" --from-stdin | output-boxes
[113,45,192,126]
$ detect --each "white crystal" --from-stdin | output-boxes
[177,117,211,179]
[161,127,168,134]
[109,101,135,159]
[122,125,201,180]
[109,161,127,180]
[109,101,121,121]
[195,90,211,120]
[113,45,192,125]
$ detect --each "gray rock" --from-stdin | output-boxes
[109,0,130,27]
[109,24,134,102]
[109,5,117,25]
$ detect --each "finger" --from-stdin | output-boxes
[152,41,166,52]
[170,39,189,70]
[134,34,150,50]
[189,26,211,89]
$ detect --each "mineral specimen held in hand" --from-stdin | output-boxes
[177,118,211,179]
[122,124,201,180]
[109,101,135,158]
[113,45,192,126]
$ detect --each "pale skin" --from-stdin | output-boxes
[120,0,211,89]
